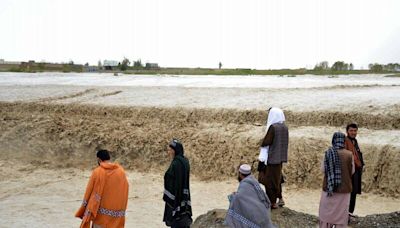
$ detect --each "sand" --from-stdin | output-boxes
[1,160,399,228]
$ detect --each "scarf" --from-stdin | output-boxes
[259,107,285,164]
[346,136,364,169]
[324,132,345,196]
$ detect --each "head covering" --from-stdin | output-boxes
[259,107,286,164]
[169,138,184,156]
[164,139,192,226]
[332,132,345,150]
[239,164,251,175]
[324,132,345,196]
[265,107,285,133]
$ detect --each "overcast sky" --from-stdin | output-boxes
[0,0,399,69]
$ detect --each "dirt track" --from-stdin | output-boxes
[1,160,399,228]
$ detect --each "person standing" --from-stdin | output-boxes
[344,123,364,217]
[257,107,289,209]
[75,149,129,228]
[163,139,193,228]
[319,132,354,228]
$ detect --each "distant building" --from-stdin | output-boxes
[21,61,34,67]
[103,60,119,70]
[0,59,21,65]
[145,63,159,69]
[84,66,98,72]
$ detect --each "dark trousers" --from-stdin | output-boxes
[350,168,362,213]
[349,191,357,213]
[261,164,282,204]
[277,174,285,199]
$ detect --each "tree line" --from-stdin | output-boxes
[97,58,155,71]
[314,61,400,72]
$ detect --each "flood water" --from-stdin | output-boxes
[0,73,399,114]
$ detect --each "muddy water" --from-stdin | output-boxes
[1,85,400,115]
[0,72,399,88]
[0,73,399,227]
[1,102,399,196]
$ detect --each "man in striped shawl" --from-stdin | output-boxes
[319,132,354,228]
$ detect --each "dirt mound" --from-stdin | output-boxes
[1,102,399,196]
[192,207,319,228]
[192,208,400,228]
[354,211,400,227]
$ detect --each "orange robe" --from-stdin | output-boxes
[75,162,129,228]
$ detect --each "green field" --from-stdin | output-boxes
[122,68,374,76]
[0,64,396,76]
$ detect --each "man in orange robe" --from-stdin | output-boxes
[75,149,129,228]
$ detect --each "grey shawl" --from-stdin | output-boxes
[225,175,276,228]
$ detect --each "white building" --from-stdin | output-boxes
[103,60,119,70]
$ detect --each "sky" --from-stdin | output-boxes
[0,0,399,69]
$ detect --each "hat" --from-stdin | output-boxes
[239,164,251,175]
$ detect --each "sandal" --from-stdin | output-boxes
[349,213,358,218]
[278,198,285,207]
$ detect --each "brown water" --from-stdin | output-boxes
[0,73,399,227]
[1,102,399,196]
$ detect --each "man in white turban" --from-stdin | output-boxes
[257,107,289,209]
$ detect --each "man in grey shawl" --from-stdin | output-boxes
[225,164,276,228]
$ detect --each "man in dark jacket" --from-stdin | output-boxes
[163,139,192,228]
[344,123,364,217]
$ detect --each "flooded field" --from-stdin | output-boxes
[0,73,399,227]
[1,73,400,115]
